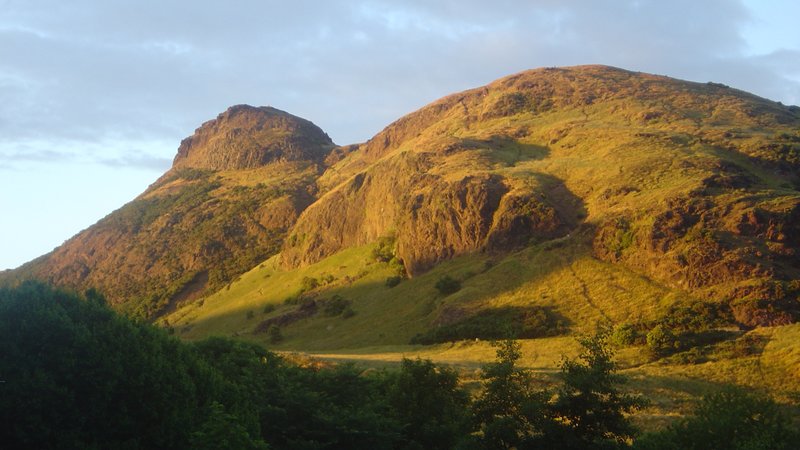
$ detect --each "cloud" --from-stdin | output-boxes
[0,0,797,154]
[98,153,172,171]
[0,138,173,172]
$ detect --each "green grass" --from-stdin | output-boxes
[167,229,691,351]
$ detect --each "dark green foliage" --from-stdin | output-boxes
[372,235,397,262]
[2,282,793,449]
[0,281,264,449]
[189,401,269,450]
[341,306,356,318]
[411,306,567,344]
[471,340,547,449]
[646,324,680,357]
[267,325,283,343]
[544,330,647,449]
[635,387,799,450]
[193,338,400,449]
[321,294,351,317]
[262,304,276,314]
[610,322,640,347]
[434,275,462,295]
[659,301,732,333]
[381,358,471,450]
[617,301,735,358]
[385,275,403,287]
[300,276,319,293]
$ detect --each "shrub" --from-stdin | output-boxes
[434,275,461,296]
[320,274,335,285]
[411,306,567,344]
[385,276,403,288]
[300,276,319,293]
[341,307,356,319]
[646,324,679,357]
[610,323,639,347]
[659,301,731,333]
[372,235,396,262]
[246,310,254,320]
[262,304,275,314]
[322,295,351,317]
[635,387,798,449]
[267,325,283,344]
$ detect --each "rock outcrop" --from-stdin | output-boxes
[173,105,334,170]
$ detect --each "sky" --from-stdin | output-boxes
[1,0,799,270]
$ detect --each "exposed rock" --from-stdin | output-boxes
[173,105,334,171]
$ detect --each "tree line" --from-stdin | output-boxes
[0,282,796,449]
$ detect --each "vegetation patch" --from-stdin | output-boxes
[255,299,318,332]
[411,306,568,344]
[434,275,462,296]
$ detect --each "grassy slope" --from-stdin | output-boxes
[167,230,683,349]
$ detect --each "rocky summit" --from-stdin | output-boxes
[173,105,334,170]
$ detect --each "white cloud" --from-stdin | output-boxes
[2,0,796,151]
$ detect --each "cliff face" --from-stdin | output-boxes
[281,149,575,275]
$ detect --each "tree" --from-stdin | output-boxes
[635,387,799,450]
[471,339,546,449]
[0,281,257,449]
[544,330,647,449]
[383,358,471,450]
[190,401,269,450]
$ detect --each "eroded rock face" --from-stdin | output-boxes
[173,105,334,170]
[593,194,800,326]
[281,149,576,275]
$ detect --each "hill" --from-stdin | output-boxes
[4,65,800,332]
[2,105,335,317]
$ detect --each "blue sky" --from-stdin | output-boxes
[1,0,799,270]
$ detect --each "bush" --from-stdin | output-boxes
[635,387,798,449]
[300,276,319,293]
[342,307,356,319]
[611,323,639,347]
[262,304,275,314]
[646,324,680,357]
[434,275,461,296]
[411,306,567,344]
[659,301,732,333]
[385,276,403,288]
[267,325,283,344]
[322,295,351,317]
[372,235,396,262]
